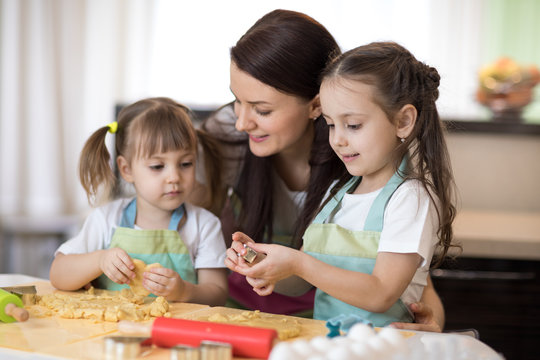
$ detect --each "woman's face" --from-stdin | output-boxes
[229,62,320,158]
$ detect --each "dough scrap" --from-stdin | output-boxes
[31,287,170,322]
[130,259,163,297]
[204,310,301,340]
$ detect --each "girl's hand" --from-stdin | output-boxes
[142,267,185,300]
[99,247,135,284]
[246,276,275,296]
[232,240,300,285]
[225,232,263,271]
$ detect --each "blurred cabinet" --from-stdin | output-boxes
[433,257,540,360]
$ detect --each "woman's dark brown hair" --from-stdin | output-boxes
[321,41,459,266]
[203,9,346,246]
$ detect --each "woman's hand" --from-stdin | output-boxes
[390,301,442,332]
[99,247,135,284]
[142,267,185,300]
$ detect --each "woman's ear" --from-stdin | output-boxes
[117,156,134,183]
[396,104,417,139]
[309,94,322,120]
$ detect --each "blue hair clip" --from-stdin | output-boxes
[325,314,373,338]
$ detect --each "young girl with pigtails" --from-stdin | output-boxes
[226,42,459,326]
[50,97,228,306]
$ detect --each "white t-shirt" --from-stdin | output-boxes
[55,198,227,269]
[320,179,438,306]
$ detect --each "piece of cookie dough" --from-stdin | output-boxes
[130,259,163,297]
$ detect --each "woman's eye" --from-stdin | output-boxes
[348,124,362,130]
[326,123,335,129]
[255,109,271,116]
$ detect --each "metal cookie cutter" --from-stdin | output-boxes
[242,243,258,264]
[200,341,232,360]
[170,344,200,360]
[104,336,149,359]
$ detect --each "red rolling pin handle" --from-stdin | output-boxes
[151,317,278,359]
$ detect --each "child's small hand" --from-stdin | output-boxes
[99,247,135,284]
[225,232,263,271]
[246,276,275,296]
[142,266,185,300]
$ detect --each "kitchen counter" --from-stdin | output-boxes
[453,209,540,260]
[0,275,504,360]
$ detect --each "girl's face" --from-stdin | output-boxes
[229,62,320,158]
[118,149,196,217]
[320,78,400,192]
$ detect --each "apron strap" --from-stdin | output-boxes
[312,176,360,224]
[363,156,409,232]
[119,198,185,231]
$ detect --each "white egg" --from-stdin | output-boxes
[331,336,353,347]
[268,342,297,360]
[310,336,333,353]
[367,335,395,357]
[378,327,408,350]
[350,342,376,360]
[325,345,354,360]
[306,355,326,360]
[347,323,376,342]
[290,339,315,357]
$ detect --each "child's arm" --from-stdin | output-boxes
[142,267,228,306]
[231,233,421,313]
[49,248,136,290]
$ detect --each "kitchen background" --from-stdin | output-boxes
[0,1,539,359]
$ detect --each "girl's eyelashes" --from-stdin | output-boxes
[149,164,164,171]
[347,124,362,130]
[180,161,193,168]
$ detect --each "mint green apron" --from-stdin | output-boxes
[96,199,197,293]
[303,158,413,326]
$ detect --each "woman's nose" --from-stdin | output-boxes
[234,104,255,132]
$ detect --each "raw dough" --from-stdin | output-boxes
[30,287,170,322]
[204,310,301,340]
[130,259,163,297]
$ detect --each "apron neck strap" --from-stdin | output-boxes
[363,155,409,231]
[311,155,409,227]
[119,198,185,231]
[312,176,360,224]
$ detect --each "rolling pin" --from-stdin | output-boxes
[0,288,29,323]
[119,317,278,359]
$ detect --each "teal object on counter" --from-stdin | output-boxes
[326,314,373,338]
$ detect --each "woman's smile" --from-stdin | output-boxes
[248,134,269,143]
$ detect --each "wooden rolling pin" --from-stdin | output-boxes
[119,317,278,359]
[0,288,29,323]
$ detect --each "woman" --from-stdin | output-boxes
[198,9,444,331]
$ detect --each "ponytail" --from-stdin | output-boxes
[78,126,116,205]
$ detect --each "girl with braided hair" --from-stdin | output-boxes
[226,41,458,326]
